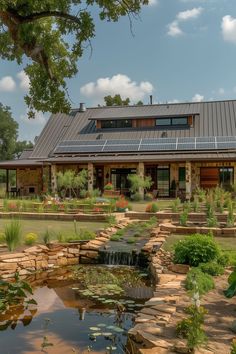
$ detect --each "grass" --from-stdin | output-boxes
[0,218,107,244]
[163,233,236,266]
[130,199,174,212]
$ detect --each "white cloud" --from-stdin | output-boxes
[167,7,203,37]
[167,21,183,37]
[80,74,154,104]
[20,111,47,126]
[218,87,225,95]
[17,70,30,90]
[148,0,159,6]
[0,76,16,92]
[177,7,203,21]
[192,93,204,102]
[221,15,236,44]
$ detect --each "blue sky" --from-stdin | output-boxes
[0,0,236,141]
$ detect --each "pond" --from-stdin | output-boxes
[0,265,153,354]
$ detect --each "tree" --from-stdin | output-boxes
[104,94,130,106]
[57,169,88,198]
[127,174,153,196]
[14,140,34,159]
[0,104,18,161]
[0,1,149,118]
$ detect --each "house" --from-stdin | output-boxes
[1,99,236,199]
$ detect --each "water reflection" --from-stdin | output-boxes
[0,266,152,354]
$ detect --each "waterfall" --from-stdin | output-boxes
[97,250,148,267]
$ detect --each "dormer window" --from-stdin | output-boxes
[101,119,132,129]
[156,116,189,128]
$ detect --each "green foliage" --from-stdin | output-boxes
[110,234,121,242]
[185,268,215,295]
[0,1,148,116]
[146,202,159,213]
[176,305,207,351]
[57,169,88,197]
[43,228,51,245]
[104,182,114,191]
[174,233,220,266]
[227,201,235,227]
[57,227,96,243]
[224,269,236,298]
[144,192,153,201]
[126,237,136,244]
[5,219,21,251]
[0,104,18,160]
[0,273,37,314]
[230,340,236,354]
[206,206,218,227]
[171,198,181,212]
[179,211,188,226]
[24,232,38,246]
[127,174,153,196]
[199,261,224,276]
[131,192,143,201]
[194,187,206,202]
[217,253,230,267]
[106,214,117,226]
[104,94,130,106]
[192,196,199,212]
[0,232,5,244]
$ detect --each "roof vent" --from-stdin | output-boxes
[150,95,153,105]
[79,103,86,112]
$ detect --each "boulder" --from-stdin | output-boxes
[168,264,190,274]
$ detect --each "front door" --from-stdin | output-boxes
[157,168,170,197]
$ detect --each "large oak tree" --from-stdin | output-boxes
[0,1,148,117]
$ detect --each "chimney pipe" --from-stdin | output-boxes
[150,95,153,105]
[79,103,86,112]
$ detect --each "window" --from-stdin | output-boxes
[156,116,188,128]
[101,119,132,129]
[179,167,186,189]
[219,167,234,190]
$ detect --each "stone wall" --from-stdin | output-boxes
[17,167,42,195]
[0,243,79,280]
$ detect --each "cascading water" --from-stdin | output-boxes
[97,249,148,267]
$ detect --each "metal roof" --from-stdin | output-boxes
[13,99,236,160]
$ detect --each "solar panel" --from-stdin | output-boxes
[196,137,215,143]
[177,143,195,150]
[107,139,140,145]
[196,142,216,150]
[103,145,139,152]
[217,136,236,143]
[142,138,176,144]
[178,137,195,143]
[58,140,105,146]
[139,144,177,151]
[217,142,236,149]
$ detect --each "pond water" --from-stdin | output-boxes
[0,265,153,354]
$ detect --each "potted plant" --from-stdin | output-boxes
[104,182,114,191]
[115,196,129,212]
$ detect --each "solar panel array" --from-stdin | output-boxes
[53,136,236,154]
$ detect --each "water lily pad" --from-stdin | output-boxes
[97,323,107,327]
[92,332,102,336]
[102,332,113,337]
[71,287,79,290]
[106,347,117,351]
[125,300,135,304]
[89,327,100,331]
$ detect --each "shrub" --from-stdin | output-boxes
[199,261,224,276]
[227,202,235,227]
[116,197,129,211]
[104,182,114,191]
[171,198,181,212]
[131,192,142,201]
[231,340,236,354]
[146,202,159,213]
[185,268,215,295]
[179,211,188,226]
[5,219,21,251]
[217,253,230,267]
[176,304,207,351]
[24,232,38,246]
[127,237,136,244]
[174,233,220,266]
[110,235,121,242]
[145,193,153,201]
[192,196,199,212]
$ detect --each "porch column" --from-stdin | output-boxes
[138,162,145,199]
[88,163,94,192]
[51,164,57,194]
[185,161,192,200]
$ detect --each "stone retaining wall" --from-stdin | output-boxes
[160,222,236,236]
[0,212,108,221]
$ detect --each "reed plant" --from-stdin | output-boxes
[5,219,21,251]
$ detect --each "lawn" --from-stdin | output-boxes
[0,219,107,243]
[163,233,236,265]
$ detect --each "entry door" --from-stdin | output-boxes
[157,168,170,197]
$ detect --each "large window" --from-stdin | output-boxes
[101,119,132,129]
[156,117,188,128]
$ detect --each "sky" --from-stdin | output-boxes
[0,0,236,142]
